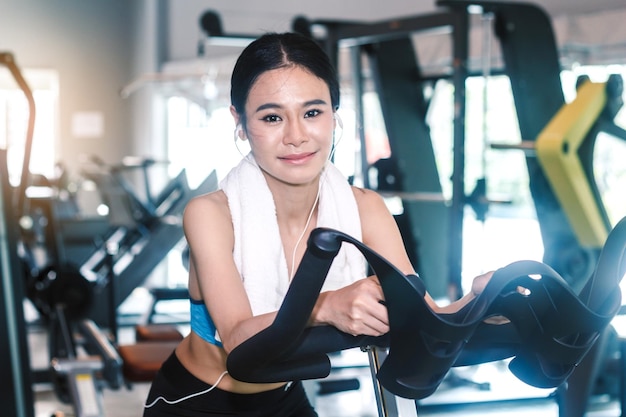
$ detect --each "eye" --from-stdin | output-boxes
[261,114,281,123]
[304,109,321,118]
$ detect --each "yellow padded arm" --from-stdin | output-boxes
[536,80,607,248]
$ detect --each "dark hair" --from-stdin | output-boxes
[230,32,340,126]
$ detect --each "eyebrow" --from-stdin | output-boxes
[254,99,329,113]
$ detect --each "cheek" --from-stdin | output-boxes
[244,129,279,158]
[306,118,334,139]
[316,126,335,151]
[245,124,274,144]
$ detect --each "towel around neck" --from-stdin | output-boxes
[220,153,367,316]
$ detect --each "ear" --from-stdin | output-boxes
[231,106,247,140]
[230,105,240,125]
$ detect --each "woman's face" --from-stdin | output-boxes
[237,65,335,187]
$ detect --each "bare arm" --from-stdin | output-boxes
[184,192,277,353]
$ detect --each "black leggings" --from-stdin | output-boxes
[143,352,318,417]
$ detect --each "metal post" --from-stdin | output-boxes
[447,10,469,300]
[0,148,35,417]
[367,347,419,417]
[106,241,120,344]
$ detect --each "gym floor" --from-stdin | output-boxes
[30,325,623,417]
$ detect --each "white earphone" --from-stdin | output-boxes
[333,113,343,130]
[234,124,246,141]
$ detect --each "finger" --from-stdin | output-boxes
[367,303,390,333]
[363,316,389,336]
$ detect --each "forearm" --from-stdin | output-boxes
[431,292,476,314]
[220,311,277,353]
[309,291,332,326]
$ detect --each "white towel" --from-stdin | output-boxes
[220,153,367,316]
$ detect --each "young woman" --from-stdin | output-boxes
[143,32,492,417]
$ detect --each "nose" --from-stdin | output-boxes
[284,118,308,147]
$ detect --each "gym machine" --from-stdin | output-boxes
[0,49,216,417]
[76,155,217,328]
[294,2,625,413]
[48,309,124,417]
[226,219,626,417]
[286,0,625,312]
[0,51,36,417]
[0,50,128,417]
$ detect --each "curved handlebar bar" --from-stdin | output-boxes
[227,217,626,399]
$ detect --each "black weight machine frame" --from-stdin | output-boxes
[77,156,218,329]
[295,4,626,415]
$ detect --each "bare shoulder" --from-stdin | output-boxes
[350,186,414,273]
[350,186,390,222]
[183,190,231,234]
[184,189,228,214]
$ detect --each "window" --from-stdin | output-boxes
[0,67,58,187]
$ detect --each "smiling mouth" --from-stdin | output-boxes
[280,152,316,162]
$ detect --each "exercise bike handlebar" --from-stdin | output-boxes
[226,219,626,399]
[226,228,383,382]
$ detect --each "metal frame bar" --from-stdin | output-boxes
[0,53,36,417]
